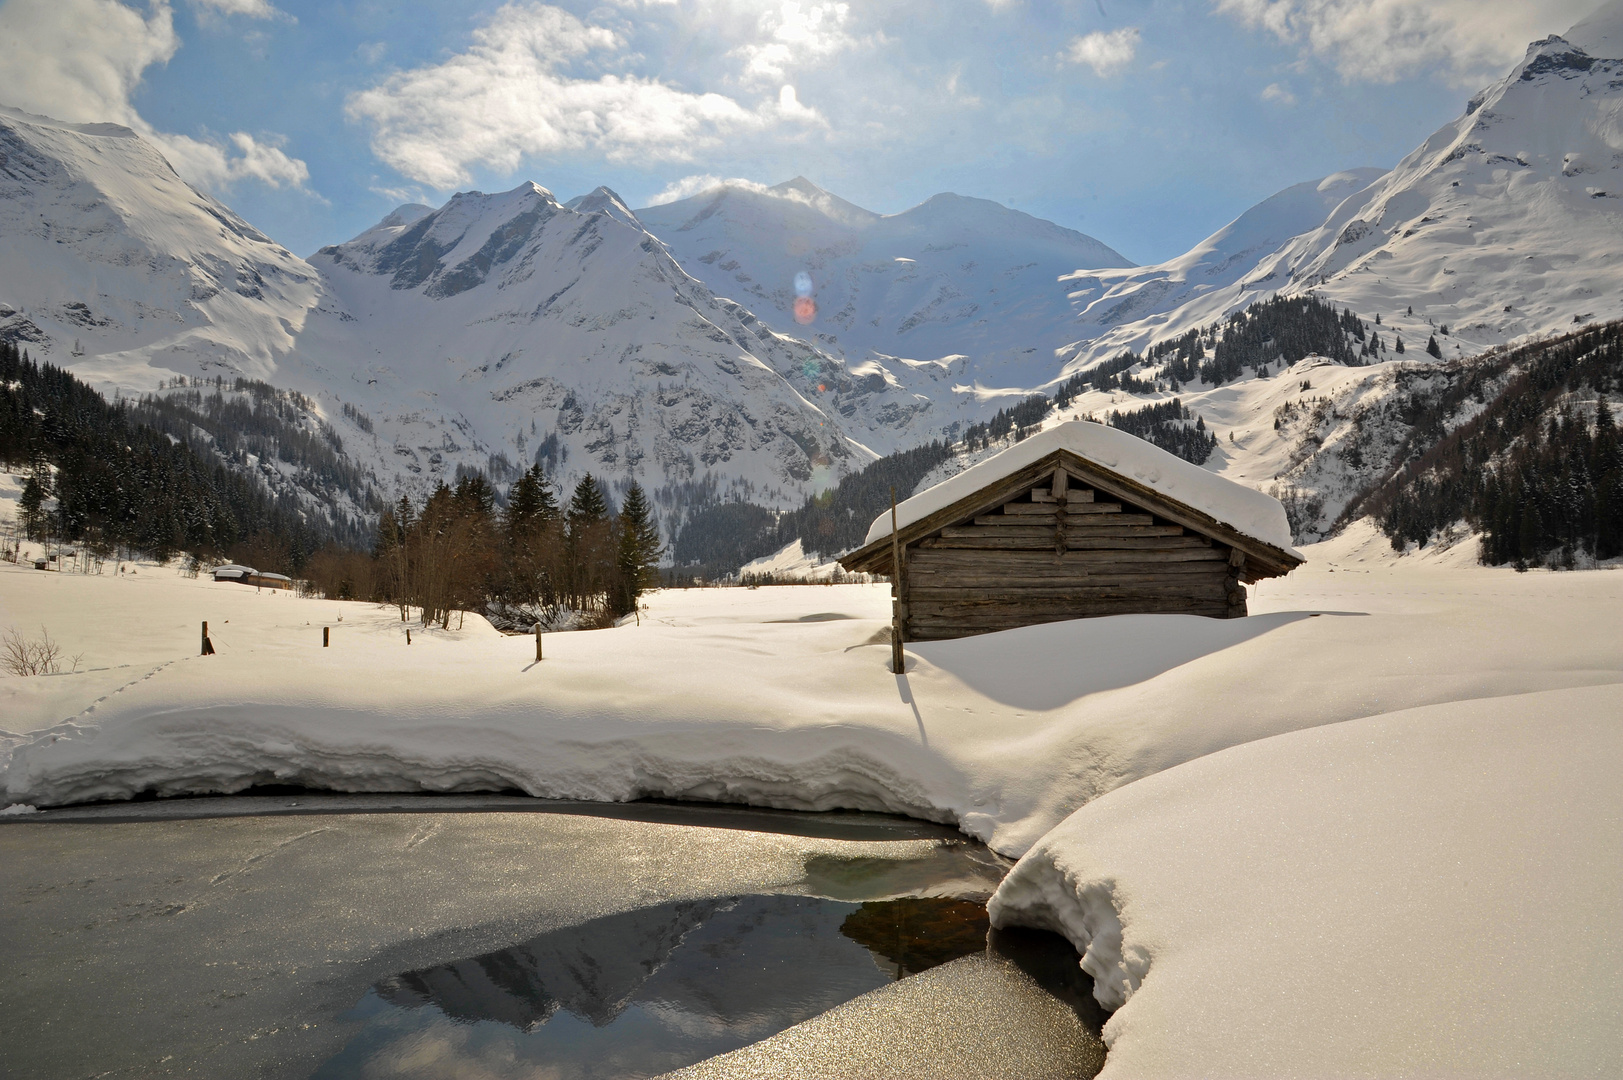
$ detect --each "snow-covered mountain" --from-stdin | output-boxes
[1062,0,1623,372]
[0,106,321,385]
[300,181,894,506]
[0,109,930,523]
[636,178,1133,407]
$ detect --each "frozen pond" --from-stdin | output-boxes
[0,796,1105,1079]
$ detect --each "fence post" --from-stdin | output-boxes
[201,621,215,656]
[323,626,330,648]
[890,487,905,675]
[535,622,543,662]
[406,628,412,645]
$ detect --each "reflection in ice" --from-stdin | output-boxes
[314,895,992,1080]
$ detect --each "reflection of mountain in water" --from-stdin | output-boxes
[377,898,729,1031]
[375,895,991,1040]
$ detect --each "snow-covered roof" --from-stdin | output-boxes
[213,564,255,578]
[863,420,1301,556]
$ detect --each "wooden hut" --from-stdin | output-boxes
[838,421,1304,642]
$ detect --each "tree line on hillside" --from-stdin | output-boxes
[1351,323,1623,567]
[136,376,380,541]
[0,342,332,565]
[314,467,664,629]
[1101,399,1219,465]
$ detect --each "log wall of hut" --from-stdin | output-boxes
[899,472,1246,641]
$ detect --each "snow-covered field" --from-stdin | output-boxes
[2,543,1618,1072]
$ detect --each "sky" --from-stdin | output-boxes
[0,0,1607,263]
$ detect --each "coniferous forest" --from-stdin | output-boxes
[0,342,328,563]
[1352,323,1623,567]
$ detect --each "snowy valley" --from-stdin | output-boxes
[3,5,1623,1080]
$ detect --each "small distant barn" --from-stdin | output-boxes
[213,564,293,590]
[838,421,1304,642]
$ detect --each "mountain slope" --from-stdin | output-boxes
[302,181,882,509]
[1062,2,1623,374]
[1059,169,1388,363]
[636,178,1133,402]
[0,106,322,385]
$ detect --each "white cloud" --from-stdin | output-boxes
[735,2,855,83]
[155,130,312,190]
[0,0,313,193]
[1064,27,1141,77]
[188,0,285,20]
[1261,81,1298,105]
[0,0,179,128]
[1214,0,1605,86]
[646,173,751,205]
[347,2,824,190]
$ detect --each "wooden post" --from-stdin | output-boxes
[535,622,543,662]
[323,626,330,648]
[406,628,412,645]
[1052,468,1069,556]
[200,621,215,656]
[890,487,905,674]
[1225,547,1249,619]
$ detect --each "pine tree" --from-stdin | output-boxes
[1395,336,1405,354]
[18,474,45,541]
[564,474,613,612]
[505,464,559,535]
[567,474,609,526]
[1426,334,1442,359]
[502,464,561,608]
[612,482,663,615]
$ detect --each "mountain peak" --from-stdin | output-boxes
[565,186,641,229]
[770,176,830,199]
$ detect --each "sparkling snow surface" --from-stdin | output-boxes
[861,420,1300,554]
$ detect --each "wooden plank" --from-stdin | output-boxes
[913,605,1225,624]
[973,512,1153,528]
[998,502,1121,516]
[912,591,1227,615]
[924,533,1194,550]
[909,604,1232,631]
[911,575,1228,599]
[939,522,1178,539]
[909,567,1229,589]
[910,548,1224,571]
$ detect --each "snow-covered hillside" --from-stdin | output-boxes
[1062,2,1623,373]
[637,178,1133,418]
[1059,169,1387,364]
[0,106,322,387]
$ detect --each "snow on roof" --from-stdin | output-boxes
[864,420,1301,556]
[213,564,255,577]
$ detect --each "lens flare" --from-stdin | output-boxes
[793,271,813,297]
[794,295,817,324]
